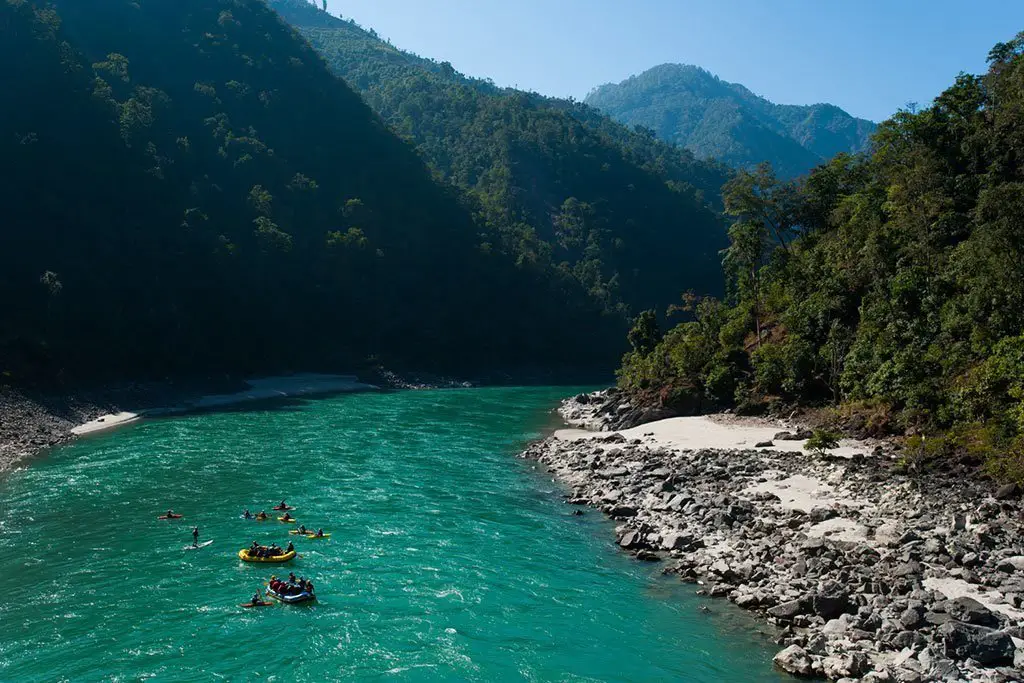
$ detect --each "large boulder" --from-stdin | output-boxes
[997,556,1024,573]
[813,589,855,619]
[608,505,637,518]
[939,622,1015,665]
[773,645,814,676]
[946,596,998,627]
[767,598,809,620]
[821,652,868,679]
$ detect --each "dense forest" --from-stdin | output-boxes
[618,35,1024,480]
[0,0,631,384]
[269,0,732,318]
[586,64,876,179]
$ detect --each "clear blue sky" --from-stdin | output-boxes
[330,0,1023,122]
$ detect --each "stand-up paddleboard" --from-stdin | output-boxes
[184,540,214,550]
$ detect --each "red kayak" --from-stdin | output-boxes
[157,514,183,520]
[239,601,273,608]
[272,505,295,511]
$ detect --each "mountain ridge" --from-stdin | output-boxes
[586,63,876,177]
[267,0,735,319]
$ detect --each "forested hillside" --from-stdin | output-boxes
[0,0,623,383]
[269,0,732,317]
[618,35,1024,480]
[586,64,876,178]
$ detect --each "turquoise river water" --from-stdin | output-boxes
[0,387,787,681]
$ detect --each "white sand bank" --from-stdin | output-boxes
[555,415,870,459]
[923,577,1024,622]
[72,373,376,438]
[71,411,142,436]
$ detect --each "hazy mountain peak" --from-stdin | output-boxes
[586,64,876,177]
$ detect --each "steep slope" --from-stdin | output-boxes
[0,0,620,384]
[618,35,1024,479]
[586,64,876,178]
[269,0,732,316]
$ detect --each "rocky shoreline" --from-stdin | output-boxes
[524,391,1024,681]
[0,378,250,473]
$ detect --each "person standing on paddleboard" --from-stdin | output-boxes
[192,526,199,547]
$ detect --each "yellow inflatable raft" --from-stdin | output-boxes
[237,549,296,563]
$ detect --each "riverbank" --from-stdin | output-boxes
[523,393,1024,681]
[0,374,376,473]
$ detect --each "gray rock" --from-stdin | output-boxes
[755,440,774,448]
[924,611,953,626]
[891,630,926,649]
[946,596,997,627]
[609,505,637,518]
[899,608,925,630]
[773,644,814,676]
[813,589,854,619]
[821,652,868,679]
[775,429,813,441]
[997,555,1024,573]
[994,482,1020,500]
[768,598,808,620]
[660,532,692,551]
[893,560,922,577]
[617,530,641,549]
[809,507,838,523]
[734,593,759,609]
[939,621,1015,665]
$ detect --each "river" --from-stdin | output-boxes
[0,387,786,681]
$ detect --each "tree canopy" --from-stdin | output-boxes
[0,0,626,383]
[617,34,1024,480]
[269,0,733,318]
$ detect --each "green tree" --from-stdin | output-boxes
[627,310,661,356]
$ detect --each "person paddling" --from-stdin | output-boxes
[192,526,199,547]
[243,509,253,520]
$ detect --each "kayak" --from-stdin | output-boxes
[254,516,270,522]
[238,549,296,563]
[288,531,331,539]
[305,533,331,540]
[272,505,295,511]
[239,601,273,608]
[157,514,183,520]
[277,516,297,523]
[184,540,214,551]
[265,584,315,604]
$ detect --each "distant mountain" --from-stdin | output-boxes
[585,64,876,178]
[268,0,732,317]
